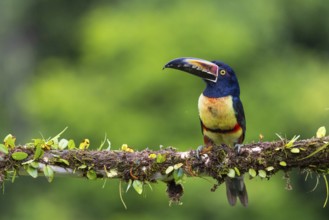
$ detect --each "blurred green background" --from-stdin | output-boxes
[1,0,329,219]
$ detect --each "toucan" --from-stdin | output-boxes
[164,57,248,207]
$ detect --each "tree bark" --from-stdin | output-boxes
[1,136,328,202]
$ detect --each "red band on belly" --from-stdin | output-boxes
[202,123,241,134]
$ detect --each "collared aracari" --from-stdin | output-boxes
[164,57,248,207]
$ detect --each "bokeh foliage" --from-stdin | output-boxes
[1,0,329,219]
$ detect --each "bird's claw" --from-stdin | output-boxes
[196,145,214,158]
[234,144,243,154]
[196,145,204,159]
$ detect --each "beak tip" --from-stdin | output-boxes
[163,57,218,82]
[163,58,186,70]
[162,63,174,70]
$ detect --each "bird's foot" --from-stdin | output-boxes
[234,144,243,154]
[196,145,213,158]
[196,145,203,158]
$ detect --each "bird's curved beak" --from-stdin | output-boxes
[163,57,218,82]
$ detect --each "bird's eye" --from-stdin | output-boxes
[219,69,226,75]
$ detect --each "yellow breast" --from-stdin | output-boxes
[198,94,237,130]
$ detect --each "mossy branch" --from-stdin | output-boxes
[1,135,329,203]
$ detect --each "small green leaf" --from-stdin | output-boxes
[258,170,267,178]
[22,159,34,165]
[58,158,70,166]
[26,166,38,178]
[173,168,186,184]
[165,166,174,174]
[0,144,8,154]
[156,154,166,163]
[104,167,118,178]
[30,161,39,168]
[265,166,274,171]
[11,152,28,160]
[249,168,257,178]
[173,168,183,180]
[227,168,235,178]
[87,170,97,180]
[78,164,87,169]
[33,138,44,147]
[79,139,90,150]
[68,139,76,149]
[234,167,240,176]
[45,140,55,150]
[58,139,68,150]
[285,135,300,148]
[279,161,287,166]
[148,153,157,159]
[43,165,54,182]
[33,145,43,160]
[290,148,300,153]
[174,163,183,170]
[316,126,326,138]
[4,134,16,148]
[132,180,143,195]
[108,169,118,177]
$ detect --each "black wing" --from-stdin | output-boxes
[232,96,246,143]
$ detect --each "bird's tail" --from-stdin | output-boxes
[225,175,248,207]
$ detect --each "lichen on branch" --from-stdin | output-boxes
[0,131,329,204]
